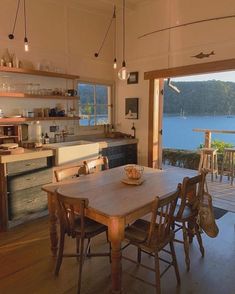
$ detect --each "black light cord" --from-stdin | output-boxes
[23,0,27,40]
[122,0,126,63]
[94,6,116,57]
[113,6,117,63]
[8,0,21,39]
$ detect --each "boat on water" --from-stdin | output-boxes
[180,108,187,119]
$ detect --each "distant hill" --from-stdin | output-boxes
[164,80,235,115]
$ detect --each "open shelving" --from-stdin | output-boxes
[0,66,80,123]
[0,117,80,123]
[0,66,80,79]
[0,92,77,100]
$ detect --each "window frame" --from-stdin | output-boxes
[77,80,114,127]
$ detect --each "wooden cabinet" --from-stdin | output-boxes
[0,66,80,123]
[0,156,53,230]
[101,143,137,168]
[0,124,21,143]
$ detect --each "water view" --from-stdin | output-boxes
[163,115,235,150]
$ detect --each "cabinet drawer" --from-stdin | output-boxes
[8,168,52,192]
[7,158,49,175]
[8,186,48,220]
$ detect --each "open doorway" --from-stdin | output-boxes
[144,58,235,169]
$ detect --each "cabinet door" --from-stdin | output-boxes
[101,143,137,168]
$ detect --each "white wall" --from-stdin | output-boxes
[0,0,235,163]
[0,0,114,136]
[115,0,235,165]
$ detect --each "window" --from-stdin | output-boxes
[77,82,112,126]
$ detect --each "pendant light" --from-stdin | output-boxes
[118,0,130,81]
[8,0,29,52]
[23,0,29,52]
[113,6,117,69]
[94,6,117,69]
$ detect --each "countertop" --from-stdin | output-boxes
[0,148,54,164]
[0,137,137,164]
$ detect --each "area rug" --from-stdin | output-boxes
[213,207,228,219]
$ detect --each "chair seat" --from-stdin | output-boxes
[125,219,174,251]
[73,217,107,238]
[174,203,197,221]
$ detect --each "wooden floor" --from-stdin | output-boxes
[1,212,235,294]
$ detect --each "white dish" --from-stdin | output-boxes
[121,178,145,186]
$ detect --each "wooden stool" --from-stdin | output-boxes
[198,148,218,181]
[220,148,235,185]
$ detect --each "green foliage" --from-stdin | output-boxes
[164,80,235,115]
[199,139,233,153]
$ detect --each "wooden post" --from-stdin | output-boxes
[204,131,212,148]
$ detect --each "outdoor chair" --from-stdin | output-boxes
[220,147,235,185]
[123,188,180,294]
[198,148,218,181]
[54,190,110,294]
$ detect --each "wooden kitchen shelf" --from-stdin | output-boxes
[0,92,77,100]
[0,117,80,123]
[0,66,80,79]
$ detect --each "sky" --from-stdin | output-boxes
[173,71,235,82]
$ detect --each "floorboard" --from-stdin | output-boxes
[1,213,235,294]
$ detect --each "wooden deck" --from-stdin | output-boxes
[208,177,235,212]
[163,165,235,212]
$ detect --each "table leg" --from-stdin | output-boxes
[108,217,125,294]
[47,192,58,257]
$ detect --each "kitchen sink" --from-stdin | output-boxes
[43,140,99,165]
[45,140,92,148]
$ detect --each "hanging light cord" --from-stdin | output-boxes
[23,0,27,39]
[114,6,116,60]
[9,0,21,38]
[122,0,126,63]
[95,6,116,57]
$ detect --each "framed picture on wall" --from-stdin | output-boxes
[127,71,139,84]
[125,98,139,119]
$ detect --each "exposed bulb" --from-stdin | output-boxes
[113,58,117,69]
[118,61,130,80]
[118,66,130,80]
[24,37,29,52]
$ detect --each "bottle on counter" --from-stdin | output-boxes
[35,121,42,143]
[131,123,136,139]
[44,133,50,144]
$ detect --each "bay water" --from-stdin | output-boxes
[163,115,235,150]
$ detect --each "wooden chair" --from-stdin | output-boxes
[123,189,180,294]
[55,190,110,294]
[54,164,87,182]
[83,156,109,174]
[173,171,207,271]
[198,148,218,181]
[220,148,235,185]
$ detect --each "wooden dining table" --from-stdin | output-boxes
[42,165,196,294]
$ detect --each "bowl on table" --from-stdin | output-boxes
[124,165,144,181]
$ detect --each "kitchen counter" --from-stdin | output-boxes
[90,137,138,149]
[0,148,54,164]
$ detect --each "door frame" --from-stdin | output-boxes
[144,58,235,168]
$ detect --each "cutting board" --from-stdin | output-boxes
[0,143,19,150]
[0,147,24,155]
